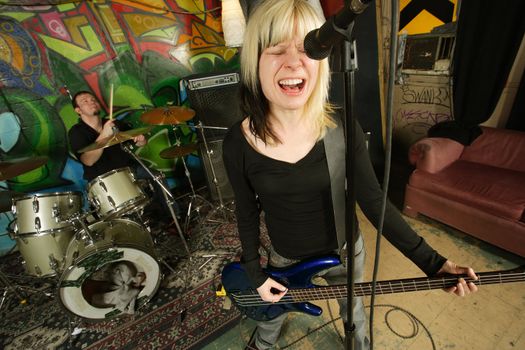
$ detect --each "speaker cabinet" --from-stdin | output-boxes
[183,70,242,201]
[183,70,242,139]
[199,139,234,201]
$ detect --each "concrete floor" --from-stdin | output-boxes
[203,210,525,350]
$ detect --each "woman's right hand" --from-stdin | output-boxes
[256,277,288,303]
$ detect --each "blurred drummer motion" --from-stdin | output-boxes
[68,90,177,226]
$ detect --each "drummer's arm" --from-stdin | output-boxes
[80,149,104,166]
[80,120,116,166]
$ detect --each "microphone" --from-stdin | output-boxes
[304,0,372,60]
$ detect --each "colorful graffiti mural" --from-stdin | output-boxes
[0,0,240,253]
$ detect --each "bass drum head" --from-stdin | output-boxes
[58,219,160,320]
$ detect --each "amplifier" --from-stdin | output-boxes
[185,72,240,90]
[182,70,243,136]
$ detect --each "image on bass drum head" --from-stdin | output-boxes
[58,219,160,320]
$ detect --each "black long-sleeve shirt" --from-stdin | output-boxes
[68,118,135,181]
[223,118,446,287]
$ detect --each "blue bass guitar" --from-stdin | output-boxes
[220,255,524,321]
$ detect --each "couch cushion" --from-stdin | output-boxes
[409,160,525,221]
[408,137,464,173]
[461,127,525,172]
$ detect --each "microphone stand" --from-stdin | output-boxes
[333,25,359,350]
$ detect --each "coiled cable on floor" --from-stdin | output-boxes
[236,301,437,349]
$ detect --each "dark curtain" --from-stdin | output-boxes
[428,0,525,144]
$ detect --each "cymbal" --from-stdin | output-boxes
[0,190,24,212]
[0,156,48,181]
[160,144,199,159]
[78,126,152,153]
[140,106,195,125]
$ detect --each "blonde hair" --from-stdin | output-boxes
[240,0,335,143]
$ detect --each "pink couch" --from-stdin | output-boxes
[403,126,525,257]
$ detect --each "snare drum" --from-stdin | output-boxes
[14,230,74,277]
[87,167,149,219]
[58,218,160,320]
[12,192,83,236]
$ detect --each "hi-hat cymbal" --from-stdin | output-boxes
[160,144,199,159]
[0,156,48,181]
[140,106,195,125]
[78,126,152,153]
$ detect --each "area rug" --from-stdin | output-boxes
[0,218,243,350]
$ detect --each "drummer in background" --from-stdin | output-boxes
[68,90,178,227]
[68,91,146,182]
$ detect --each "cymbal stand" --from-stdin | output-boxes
[196,122,235,224]
[121,142,191,257]
[170,134,213,235]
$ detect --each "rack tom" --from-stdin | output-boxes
[87,167,149,219]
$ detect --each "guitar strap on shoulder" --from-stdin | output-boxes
[323,115,346,253]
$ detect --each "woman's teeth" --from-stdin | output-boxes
[279,79,304,90]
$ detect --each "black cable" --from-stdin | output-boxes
[237,301,436,350]
[369,0,400,349]
[375,304,436,350]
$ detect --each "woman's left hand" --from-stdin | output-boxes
[437,260,478,296]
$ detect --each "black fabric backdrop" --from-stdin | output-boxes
[428,0,525,144]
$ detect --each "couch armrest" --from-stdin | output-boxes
[408,137,465,173]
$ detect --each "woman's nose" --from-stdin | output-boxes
[284,48,303,69]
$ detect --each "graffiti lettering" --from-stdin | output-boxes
[400,85,450,107]
[395,108,452,127]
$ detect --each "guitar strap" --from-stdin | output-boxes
[323,115,347,253]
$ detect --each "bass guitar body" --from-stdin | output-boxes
[221,255,341,321]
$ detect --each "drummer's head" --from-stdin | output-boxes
[72,91,101,117]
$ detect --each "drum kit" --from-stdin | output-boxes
[0,105,234,322]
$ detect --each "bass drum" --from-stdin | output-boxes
[58,219,161,320]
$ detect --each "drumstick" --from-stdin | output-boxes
[109,84,114,120]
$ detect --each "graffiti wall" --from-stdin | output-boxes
[390,0,457,152]
[393,75,453,150]
[0,0,239,253]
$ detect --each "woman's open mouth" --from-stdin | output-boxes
[279,78,305,93]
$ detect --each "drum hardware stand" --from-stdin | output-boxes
[0,269,28,309]
[68,212,96,245]
[195,122,235,224]
[170,135,213,235]
[121,142,191,258]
